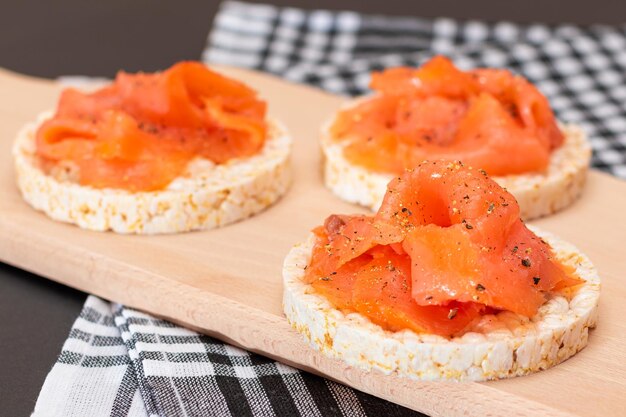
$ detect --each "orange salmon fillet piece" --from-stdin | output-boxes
[331,56,564,176]
[36,62,267,191]
[306,161,582,336]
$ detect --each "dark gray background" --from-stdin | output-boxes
[1,1,623,415]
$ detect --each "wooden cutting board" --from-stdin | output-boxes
[0,67,624,417]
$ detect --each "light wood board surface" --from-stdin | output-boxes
[0,67,625,417]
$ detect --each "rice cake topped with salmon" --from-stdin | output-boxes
[321,56,590,219]
[13,62,291,234]
[283,160,599,381]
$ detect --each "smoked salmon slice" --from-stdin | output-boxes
[36,62,268,192]
[331,56,564,176]
[306,161,582,337]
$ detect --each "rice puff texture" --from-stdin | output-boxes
[321,99,591,220]
[13,111,292,234]
[282,227,600,382]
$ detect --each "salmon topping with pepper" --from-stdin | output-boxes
[36,62,267,191]
[305,161,582,337]
[330,56,564,176]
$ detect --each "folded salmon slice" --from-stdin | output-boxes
[309,244,483,336]
[306,161,582,336]
[370,56,481,99]
[331,55,564,176]
[36,62,268,191]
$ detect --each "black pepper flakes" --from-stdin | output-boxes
[533,277,541,285]
[476,283,486,292]
[521,258,532,267]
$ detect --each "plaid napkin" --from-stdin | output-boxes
[35,2,626,417]
[35,297,408,417]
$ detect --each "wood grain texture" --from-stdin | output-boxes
[0,67,625,417]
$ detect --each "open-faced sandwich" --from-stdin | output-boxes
[322,56,590,220]
[284,161,599,381]
[13,62,291,234]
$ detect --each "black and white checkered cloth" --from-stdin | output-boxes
[34,297,417,417]
[36,2,626,417]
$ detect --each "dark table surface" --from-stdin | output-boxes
[1,1,624,416]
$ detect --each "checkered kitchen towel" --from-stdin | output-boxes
[35,297,411,417]
[35,2,626,417]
